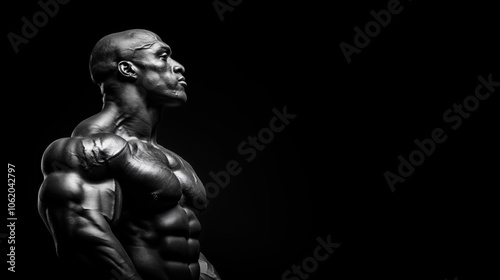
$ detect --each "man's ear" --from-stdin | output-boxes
[117,61,137,79]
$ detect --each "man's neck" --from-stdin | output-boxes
[73,84,162,143]
[102,100,160,143]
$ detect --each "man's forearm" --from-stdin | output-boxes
[49,207,142,280]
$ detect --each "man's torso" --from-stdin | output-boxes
[113,139,205,280]
[44,133,208,280]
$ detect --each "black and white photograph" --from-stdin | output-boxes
[3,1,499,279]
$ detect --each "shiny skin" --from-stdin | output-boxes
[39,133,206,280]
[37,29,220,280]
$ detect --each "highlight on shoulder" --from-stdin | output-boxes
[41,133,129,180]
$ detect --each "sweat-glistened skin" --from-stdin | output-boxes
[38,132,208,280]
[37,29,221,280]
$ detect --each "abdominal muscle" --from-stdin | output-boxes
[116,204,202,280]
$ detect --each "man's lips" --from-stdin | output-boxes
[178,77,187,88]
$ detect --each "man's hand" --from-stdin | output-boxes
[199,252,222,280]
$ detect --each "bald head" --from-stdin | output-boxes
[89,29,162,85]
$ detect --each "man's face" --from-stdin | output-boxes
[132,39,187,107]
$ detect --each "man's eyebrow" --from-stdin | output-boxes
[156,44,172,55]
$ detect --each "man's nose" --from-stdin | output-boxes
[172,60,185,74]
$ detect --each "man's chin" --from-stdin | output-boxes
[164,94,187,107]
[153,90,187,107]
[164,101,186,108]
[175,91,187,104]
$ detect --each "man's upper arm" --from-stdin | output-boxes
[38,134,129,237]
[37,134,142,279]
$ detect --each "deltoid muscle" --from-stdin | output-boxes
[38,29,221,280]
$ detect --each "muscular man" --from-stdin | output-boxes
[37,29,221,280]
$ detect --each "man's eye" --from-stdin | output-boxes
[160,54,168,60]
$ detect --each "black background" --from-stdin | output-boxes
[2,0,499,279]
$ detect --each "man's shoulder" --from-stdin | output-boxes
[39,133,126,209]
[42,133,128,160]
[41,133,129,177]
[155,144,194,171]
